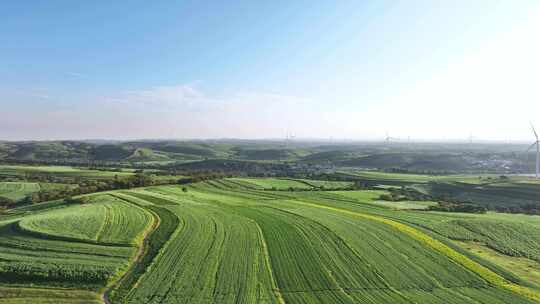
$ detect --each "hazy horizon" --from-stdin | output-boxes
[0,136,535,145]
[3,1,540,141]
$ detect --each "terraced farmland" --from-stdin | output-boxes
[18,195,152,245]
[1,177,539,303]
[0,195,154,302]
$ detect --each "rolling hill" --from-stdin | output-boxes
[0,140,534,174]
[1,179,540,303]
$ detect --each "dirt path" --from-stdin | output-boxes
[101,206,160,304]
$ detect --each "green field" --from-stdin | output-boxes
[0,195,154,302]
[0,165,134,180]
[18,195,152,245]
[454,241,540,286]
[339,171,540,212]
[0,182,76,205]
[227,177,353,190]
[0,182,40,202]
[1,177,539,303]
[1,140,535,174]
[340,170,500,184]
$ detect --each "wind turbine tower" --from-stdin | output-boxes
[385,132,398,143]
[528,123,540,179]
[467,133,475,144]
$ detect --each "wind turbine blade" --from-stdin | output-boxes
[527,142,538,152]
[531,122,538,139]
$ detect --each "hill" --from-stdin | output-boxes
[0,140,535,174]
[2,179,539,303]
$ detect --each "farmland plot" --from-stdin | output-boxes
[0,182,40,202]
[0,194,153,301]
[227,178,315,190]
[116,191,280,304]
[226,178,352,191]
[109,182,540,303]
[400,213,540,262]
[2,178,540,304]
[18,195,152,245]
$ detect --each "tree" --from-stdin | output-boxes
[0,197,15,206]
[20,194,37,204]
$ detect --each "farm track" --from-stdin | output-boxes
[3,179,540,304]
[254,221,286,304]
[291,199,540,303]
[101,201,160,304]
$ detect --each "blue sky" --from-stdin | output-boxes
[2,1,540,140]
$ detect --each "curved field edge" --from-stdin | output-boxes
[14,196,153,247]
[0,194,154,303]
[101,202,159,303]
[294,200,540,303]
[115,184,540,303]
[106,195,180,303]
[387,215,540,291]
[271,187,540,289]
[3,183,539,303]
[453,240,540,290]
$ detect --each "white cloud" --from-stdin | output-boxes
[28,84,317,140]
[104,84,212,109]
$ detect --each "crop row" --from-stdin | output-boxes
[286,199,540,303]
[109,184,539,304]
[0,194,149,289]
[2,180,538,303]
[416,218,540,262]
[117,192,280,304]
[109,194,180,303]
[17,195,152,246]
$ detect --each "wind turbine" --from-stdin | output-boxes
[467,133,475,144]
[385,132,399,143]
[527,122,540,179]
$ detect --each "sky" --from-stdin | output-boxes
[2,0,540,141]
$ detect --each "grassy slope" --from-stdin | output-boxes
[454,241,540,287]
[2,179,540,303]
[341,170,493,184]
[0,165,134,180]
[18,195,152,245]
[328,190,438,210]
[401,212,540,262]
[341,171,540,210]
[0,194,153,302]
[227,178,352,190]
[103,183,540,303]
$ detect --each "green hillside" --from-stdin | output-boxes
[0,140,533,174]
[2,179,539,303]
